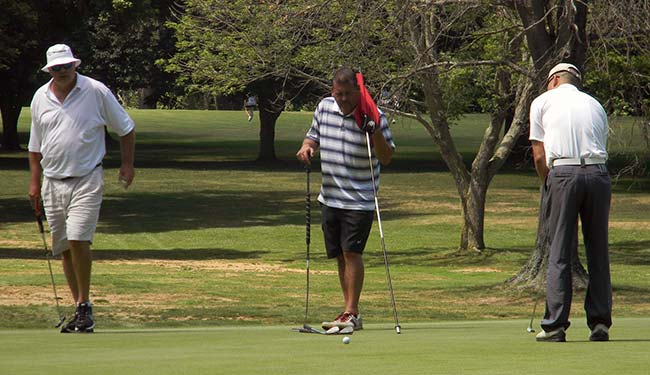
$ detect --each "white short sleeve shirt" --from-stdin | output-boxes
[529,84,608,168]
[28,74,135,179]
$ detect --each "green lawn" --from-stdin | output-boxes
[1,108,649,333]
[2,319,650,375]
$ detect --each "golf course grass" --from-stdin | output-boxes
[1,109,649,373]
[2,319,649,375]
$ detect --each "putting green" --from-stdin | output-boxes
[2,318,648,375]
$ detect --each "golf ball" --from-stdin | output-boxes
[342,336,350,344]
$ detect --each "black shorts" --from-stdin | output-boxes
[321,204,374,258]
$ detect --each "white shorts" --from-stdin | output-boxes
[42,167,104,255]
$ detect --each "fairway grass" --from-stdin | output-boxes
[2,318,649,375]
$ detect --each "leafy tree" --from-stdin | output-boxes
[165,0,405,160]
[0,1,40,150]
[81,0,177,108]
[0,0,88,151]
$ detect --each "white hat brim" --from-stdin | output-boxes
[41,58,81,72]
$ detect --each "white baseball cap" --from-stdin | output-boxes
[547,63,581,81]
[41,44,81,72]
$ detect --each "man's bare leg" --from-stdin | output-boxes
[68,240,92,304]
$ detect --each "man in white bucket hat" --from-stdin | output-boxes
[28,43,136,333]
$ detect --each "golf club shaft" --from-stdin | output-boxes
[528,297,539,332]
[304,165,311,324]
[365,131,401,334]
[37,215,65,326]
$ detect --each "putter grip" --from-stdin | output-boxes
[36,216,45,234]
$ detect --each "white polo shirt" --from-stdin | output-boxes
[529,83,608,168]
[28,74,135,179]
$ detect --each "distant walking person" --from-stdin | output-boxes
[529,63,612,342]
[244,93,257,122]
[28,44,136,333]
[296,67,395,331]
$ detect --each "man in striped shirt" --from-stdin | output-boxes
[296,67,396,331]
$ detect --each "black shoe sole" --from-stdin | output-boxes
[536,337,566,342]
[589,332,609,341]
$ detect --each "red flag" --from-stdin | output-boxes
[354,72,380,131]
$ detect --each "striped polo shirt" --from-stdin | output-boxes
[306,97,396,211]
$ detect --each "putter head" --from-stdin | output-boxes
[526,327,535,333]
[396,325,402,334]
[325,326,341,335]
[55,316,66,328]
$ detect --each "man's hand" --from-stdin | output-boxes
[119,165,135,189]
[297,140,317,165]
[28,183,42,217]
[358,116,376,134]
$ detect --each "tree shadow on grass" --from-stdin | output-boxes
[98,190,305,234]
[609,240,650,265]
[0,189,307,234]
[0,247,267,261]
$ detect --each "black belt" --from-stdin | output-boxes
[57,163,102,181]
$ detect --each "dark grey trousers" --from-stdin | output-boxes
[541,164,612,332]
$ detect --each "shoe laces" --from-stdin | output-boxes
[77,303,92,319]
[339,312,358,323]
[333,312,347,322]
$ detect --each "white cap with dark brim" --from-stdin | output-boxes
[41,44,81,72]
[547,63,581,81]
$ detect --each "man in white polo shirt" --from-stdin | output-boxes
[529,63,612,342]
[296,67,395,331]
[28,44,136,333]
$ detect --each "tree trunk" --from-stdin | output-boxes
[508,186,589,290]
[0,94,23,151]
[505,0,590,288]
[257,108,281,161]
[460,179,487,251]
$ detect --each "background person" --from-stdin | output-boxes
[296,67,395,331]
[529,63,612,342]
[28,43,136,333]
[244,93,257,122]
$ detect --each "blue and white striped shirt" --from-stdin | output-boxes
[306,97,396,211]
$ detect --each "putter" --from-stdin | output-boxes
[364,117,401,334]
[527,297,540,333]
[35,213,66,328]
[292,324,354,335]
[304,164,311,325]
[294,164,314,335]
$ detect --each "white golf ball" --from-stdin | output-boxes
[342,336,351,344]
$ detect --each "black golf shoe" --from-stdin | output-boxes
[589,324,609,341]
[75,302,95,333]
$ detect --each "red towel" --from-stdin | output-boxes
[354,72,380,132]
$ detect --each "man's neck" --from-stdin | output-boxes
[50,73,77,103]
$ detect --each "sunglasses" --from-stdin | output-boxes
[51,62,75,72]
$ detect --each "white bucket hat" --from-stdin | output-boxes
[41,44,81,72]
[547,63,581,81]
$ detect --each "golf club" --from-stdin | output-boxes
[292,323,354,335]
[35,213,66,328]
[364,119,401,334]
[303,164,311,326]
[527,297,540,333]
